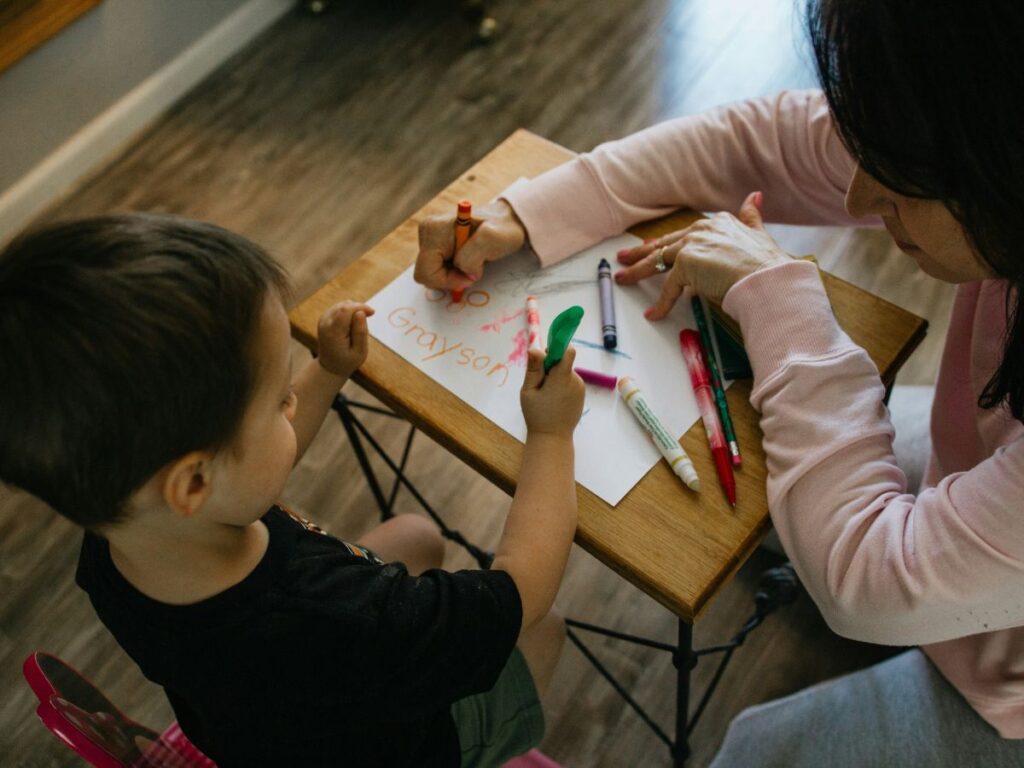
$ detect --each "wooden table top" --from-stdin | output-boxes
[290,129,928,622]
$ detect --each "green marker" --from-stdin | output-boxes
[691,295,742,466]
[543,305,584,373]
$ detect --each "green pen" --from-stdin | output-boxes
[691,296,742,467]
[543,306,585,373]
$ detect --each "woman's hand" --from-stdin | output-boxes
[615,192,792,316]
[414,200,526,290]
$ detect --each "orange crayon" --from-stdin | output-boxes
[451,200,472,303]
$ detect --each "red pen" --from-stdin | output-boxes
[451,200,472,303]
[679,329,737,506]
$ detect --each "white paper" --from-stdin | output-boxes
[368,234,704,505]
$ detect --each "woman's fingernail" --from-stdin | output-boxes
[617,249,630,257]
[614,270,626,281]
[644,238,655,244]
[753,191,764,209]
[466,273,479,281]
[643,307,654,319]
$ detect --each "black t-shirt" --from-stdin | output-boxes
[75,506,522,767]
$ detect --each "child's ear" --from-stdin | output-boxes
[162,451,215,518]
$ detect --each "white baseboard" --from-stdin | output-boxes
[0,0,295,244]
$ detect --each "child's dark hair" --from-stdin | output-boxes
[0,213,290,528]
[808,0,1024,419]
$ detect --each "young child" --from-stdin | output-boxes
[0,213,585,767]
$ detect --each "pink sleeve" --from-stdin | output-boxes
[503,90,865,267]
[723,261,1024,645]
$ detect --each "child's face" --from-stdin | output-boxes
[206,292,297,525]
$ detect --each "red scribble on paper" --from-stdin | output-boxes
[507,329,529,365]
[479,308,525,333]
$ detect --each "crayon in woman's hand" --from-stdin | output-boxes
[451,200,472,303]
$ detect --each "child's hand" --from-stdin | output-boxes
[317,301,375,379]
[520,347,585,438]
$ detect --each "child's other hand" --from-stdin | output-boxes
[520,347,585,439]
[317,301,375,379]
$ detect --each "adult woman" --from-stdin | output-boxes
[415,1,1023,764]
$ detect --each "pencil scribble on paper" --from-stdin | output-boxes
[492,269,593,298]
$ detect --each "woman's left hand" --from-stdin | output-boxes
[615,191,793,317]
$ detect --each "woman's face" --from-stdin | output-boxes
[845,164,995,283]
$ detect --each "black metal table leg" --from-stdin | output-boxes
[561,565,800,764]
[334,395,393,519]
[332,394,494,568]
[674,620,695,765]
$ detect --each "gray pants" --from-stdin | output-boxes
[709,650,1024,767]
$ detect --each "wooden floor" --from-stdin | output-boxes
[0,1,954,765]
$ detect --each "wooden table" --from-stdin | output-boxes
[290,129,927,763]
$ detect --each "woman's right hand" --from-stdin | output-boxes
[520,347,585,439]
[414,200,526,290]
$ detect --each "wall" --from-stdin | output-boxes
[0,0,253,191]
[0,0,296,243]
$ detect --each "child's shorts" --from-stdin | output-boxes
[451,647,545,767]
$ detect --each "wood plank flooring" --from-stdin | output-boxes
[0,1,953,765]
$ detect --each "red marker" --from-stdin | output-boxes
[680,329,736,506]
[451,200,472,302]
[526,295,542,350]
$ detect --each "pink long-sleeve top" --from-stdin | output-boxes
[503,89,1024,738]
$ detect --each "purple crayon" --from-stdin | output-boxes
[575,367,618,390]
[597,258,617,350]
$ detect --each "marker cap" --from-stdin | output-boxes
[674,460,701,492]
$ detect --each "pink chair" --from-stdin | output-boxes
[23,652,214,768]
[24,651,560,768]
[503,750,563,768]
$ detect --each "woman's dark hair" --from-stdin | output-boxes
[808,1,1024,419]
[0,213,290,528]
